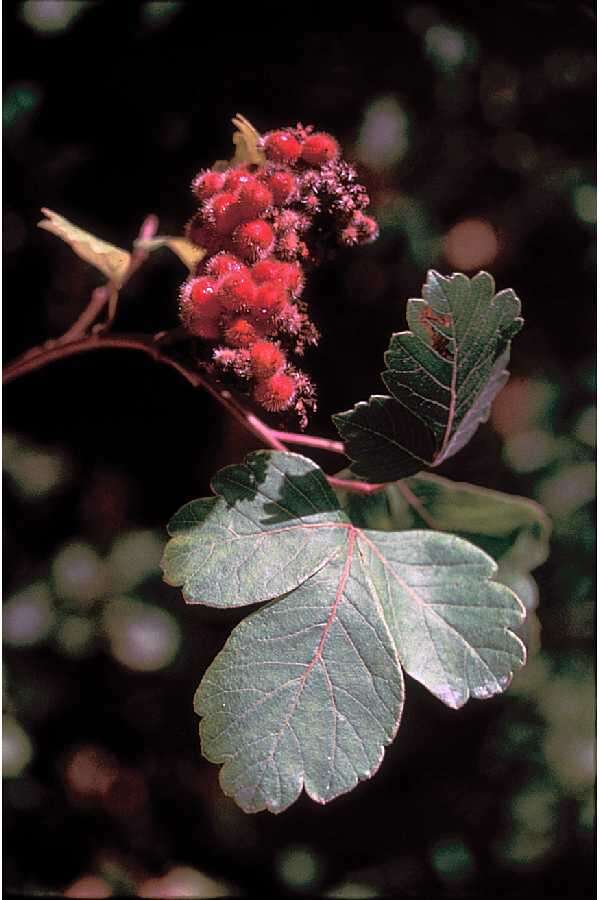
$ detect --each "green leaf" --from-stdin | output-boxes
[335,472,551,572]
[163,451,526,813]
[38,208,131,286]
[134,235,205,271]
[162,451,346,607]
[334,271,523,482]
[335,471,549,658]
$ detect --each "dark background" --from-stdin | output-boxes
[3,3,596,898]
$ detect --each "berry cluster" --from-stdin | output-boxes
[179,124,378,426]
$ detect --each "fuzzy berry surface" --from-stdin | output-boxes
[179,121,379,425]
[253,373,297,412]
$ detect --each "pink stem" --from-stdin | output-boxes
[269,429,346,455]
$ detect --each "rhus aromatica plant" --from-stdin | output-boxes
[5,115,550,815]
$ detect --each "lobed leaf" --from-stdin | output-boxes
[38,208,131,286]
[162,452,526,813]
[334,270,523,482]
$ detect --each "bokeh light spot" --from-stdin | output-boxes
[140,1,183,27]
[21,0,87,34]
[431,837,474,883]
[108,529,164,591]
[56,615,95,657]
[64,875,113,898]
[136,866,232,898]
[443,218,498,270]
[3,82,42,130]
[356,96,409,171]
[52,542,108,606]
[3,582,55,647]
[103,598,181,672]
[277,845,321,892]
[3,432,70,499]
[3,716,34,777]
[572,184,596,225]
[425,25,468,69]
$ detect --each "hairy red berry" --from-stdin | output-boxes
[254,373,297,412]
[204,252,245,278]
[189,276,220,311]
[224,166,253,191]
[250,341,286,380]
[263,131,302,164]
[224,317,258,348]
[187,314,221,340]
[185,216,222,254]
[301,132,340,166]
[251,259,290,284]
[209,192,243,234]
[233,219,275,261]
[251,281,287,324]
[218,270,257,312]
[251,259,304,296]
[192,170,226,202]
[262,169,298,205]
[237,180,273,218]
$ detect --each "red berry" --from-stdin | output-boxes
[192,170,226,202]
[250,341,286,380]
[204,252,245,278]
[185,216,222,254]
[209,192,243,234]
[224,166,253,191]
[251,259,304,297]
[237,180,273,218]
[251,259,290,284]
[254,373,296,412]
[251,281,287,324]
[188,314,221,340]
[301,132,340,166]
[189,276,220,312]
[218,270,257,312]
[224,317,258,348]
[263,131,302,164]
[262,169,298,205]
[233,219,275,261]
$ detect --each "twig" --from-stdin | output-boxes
[395,480,441,529]
[269,430,345,455]
[59,214,159,341]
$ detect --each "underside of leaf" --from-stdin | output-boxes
[38,208,131,286]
